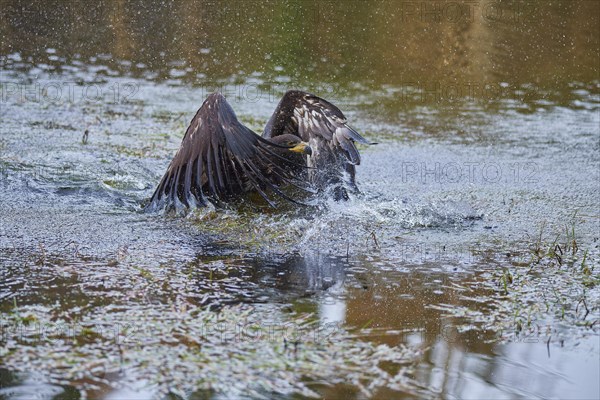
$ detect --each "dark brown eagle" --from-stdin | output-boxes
[147,90,372,211]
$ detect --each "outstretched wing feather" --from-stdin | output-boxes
[148,92,301,211]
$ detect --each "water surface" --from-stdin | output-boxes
[1,1,599,399]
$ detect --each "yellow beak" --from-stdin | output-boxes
[290,142,312,155]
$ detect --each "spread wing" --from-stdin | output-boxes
[148,92,304,211]
[263,90,373,167]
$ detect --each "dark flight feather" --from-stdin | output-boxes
[148,92,306,211]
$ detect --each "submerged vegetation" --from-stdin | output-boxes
[433,219,599,345]
[1,300,426,398]
[1,212,597,398]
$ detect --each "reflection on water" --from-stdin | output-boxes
[1,1,598,91]
[1,0,599,399]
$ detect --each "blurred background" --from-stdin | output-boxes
[2,0,598,96]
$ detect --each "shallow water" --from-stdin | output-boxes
[1,1,599,399]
